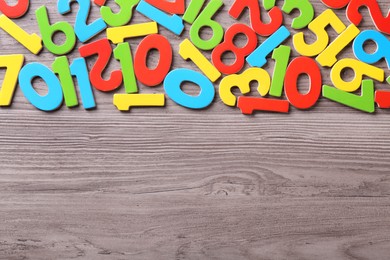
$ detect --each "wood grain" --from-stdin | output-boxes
[1,0,390,259]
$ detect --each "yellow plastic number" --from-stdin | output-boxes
[0,15,42,55]
[107,22,158,44]
[316,24,360,67]
[293,9,345,57]
[179,39,221,82]
[113,94,165,111]
[0,54,24,106]
[219,68,270,106]
[331,58,384,92]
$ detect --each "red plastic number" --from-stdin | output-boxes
[347,0,390,35]
[237,96,290,114]
[321,0,350,9]
[284,57,322,110]
[79,38,123,92]
[229,0,283,36]
[134,34,172,87]
[212,24,257,75]
[145,0,185,14]
[93,0,105,6]
[0,0,29,18]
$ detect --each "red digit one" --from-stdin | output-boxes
[134,34,173,87]
[144,0,185,14]
[79,38,123,92]
[229,0,283,36]
[0,0,29,18]
[212,24,258,75]
[284,57,322,110]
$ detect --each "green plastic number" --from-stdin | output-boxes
[101,0,140,27]
[113,42,138,94]
[263,0,314,29]
[269,45,291,97]
[323,80,375,113]
[189,0,224,50]
[36,5,76,55]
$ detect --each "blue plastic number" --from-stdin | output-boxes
[136,0,184,35]
[58,0,107,42]
[246,26,291,68]
[164,69,215,109]
[353,30,390,69]
[70,58,96,109]
[19,63,63,111]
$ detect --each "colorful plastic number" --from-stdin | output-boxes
[323,80,375,113]
[79,38,123,92]
[100,0,140,27]
[375,77,390,108]
[237,97,290,114]
[293,9,346,57]
[212,23,258,75]
[0,14,42,55]
[36,6,76,55]
[134,34,172,87]
[136,0,184,35]
[114,43,138,93]
[263,0,314,29]
[52,56,96,109]
[320,0,350,9]
[247,25,291,68]
[164,69,215,109]
[269,45,291,97]
[331,58,384,92]
[219,68,271,106]
[284,57,322,109]
[18,63,63,111]
[0,0,29,18]
[94,0,106,6]
[229,0,283,36]
[347,0,390,35]
[145,0,185,14]
[321,0,390,35]
[179,39,221,82]
[375,90,390,109]
[57,0,107,42]
[106,22,158,44]
[0,55,24,106]
[114,94,165,111]
[353,30,390,69]
[183,0,205,24]
[52,56,78,107]
[316,24,360,67]
[190,0,224,50]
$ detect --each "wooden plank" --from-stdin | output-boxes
[0,0,389,259]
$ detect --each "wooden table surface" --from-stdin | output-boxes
[0,0,389,259]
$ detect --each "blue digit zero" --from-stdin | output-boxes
[19,63,63,111]
[246,26,291,68]
[164,69,215,109]
[70,58,96,109]
[136,0,184,35]
[353,30,390,69]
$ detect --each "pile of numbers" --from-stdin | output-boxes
[0,0,389,114]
